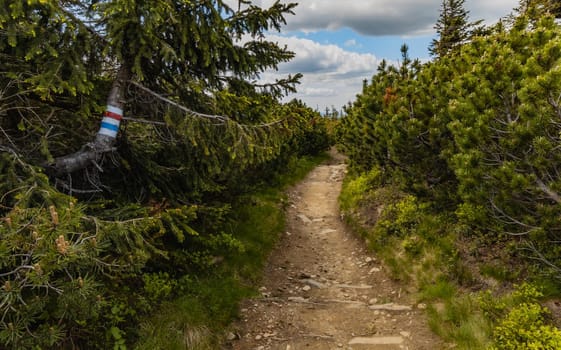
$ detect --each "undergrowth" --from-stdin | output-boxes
[339,168,561,350]
[133,153,328,349]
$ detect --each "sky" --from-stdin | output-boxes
[240,0,521,112]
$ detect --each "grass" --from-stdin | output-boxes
[426,292,492,350]
[133,153,328,349]
[480,263,519,282]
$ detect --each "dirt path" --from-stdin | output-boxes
[225,151,443,350]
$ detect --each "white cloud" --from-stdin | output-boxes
[268,35,381,76]
[237,0,518,36]
[344,39,359,47]
[230,0,520,110]
[300,87,338,97]
[261,35,386,110]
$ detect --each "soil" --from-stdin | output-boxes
[224,150,444,350]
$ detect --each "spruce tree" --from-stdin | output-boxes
[517,0,561,17]
[1,0,301,175]
[429,0,481,57]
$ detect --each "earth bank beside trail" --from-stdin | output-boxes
[225,151,443,350]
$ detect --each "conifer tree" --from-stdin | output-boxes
[1,0,301,175]
[517,0,561,17]
[429,0,482,57]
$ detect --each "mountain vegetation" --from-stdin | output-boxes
[0,0,332,348]
[6,0,561,348]
[338,0,561,348]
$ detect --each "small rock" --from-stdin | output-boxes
[288,296,308,303]
[302,279,324,289]
[369,303,412,311]
[302,285,312,292]
[370,267,381,273]
[296,214,312,224]
[255,335,263,340]
[369,298,379,305]
[365,257,373,263]
[400,331,411,338]
[348,336,404,345]
[226,332,237,341]
[417,303,427,310]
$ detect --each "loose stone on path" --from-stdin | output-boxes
[348,336,404,345]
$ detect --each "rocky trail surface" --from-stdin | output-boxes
[225,151,443,350]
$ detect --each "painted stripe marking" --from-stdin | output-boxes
[100,122,119,132]
[106,105,123,116]
[101,117,120,126]
[104,110,122,121]
[97,105,122,138]
[98,128,118,138]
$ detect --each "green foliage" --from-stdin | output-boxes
[339,8,561,278]
[479,284,561,350]
[339,10,561,345]
[490,303,561,350]
[339,168,383,211]
[0,175,149,348]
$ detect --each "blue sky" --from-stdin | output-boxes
[286,28,434,61]
[235,0,521,111]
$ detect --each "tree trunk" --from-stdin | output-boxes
[48,66,130,176]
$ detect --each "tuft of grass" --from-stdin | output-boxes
[427,293,492,350]
[480,263,519,283]
[421,280,456,301]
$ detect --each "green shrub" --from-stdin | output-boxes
[490,303,561,350]
[477,284,561,350]
[373,195,426,240]
[339,168,383,211]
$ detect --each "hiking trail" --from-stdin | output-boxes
[225,151,443,350]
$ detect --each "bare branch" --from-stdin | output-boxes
[536,178,561,204]
[122,116,167,126]
[128,81,229,122]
